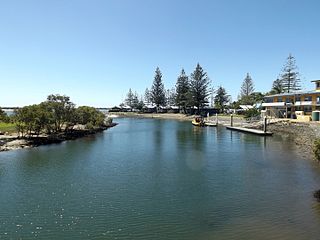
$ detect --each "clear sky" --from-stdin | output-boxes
[0,0,319,107]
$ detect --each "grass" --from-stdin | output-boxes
[0,122,16,133]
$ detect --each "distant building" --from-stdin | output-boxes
[262,80,320,118]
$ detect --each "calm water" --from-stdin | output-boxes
[1,118,320,239]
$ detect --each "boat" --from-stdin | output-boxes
[192,116,205,127]
[205,121,217,127]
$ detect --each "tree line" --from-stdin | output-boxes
[125,63,214,114]
[0,94,107,137]
[123,54,302,114]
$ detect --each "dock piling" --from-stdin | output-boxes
[263,116,267,133]
[230,114,233,127]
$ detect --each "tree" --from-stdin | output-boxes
[76,106,105,128]
[280,54,301,93]
[189,63,211,113]
[165,87,176,107]
[270,78,283,94]
[175,69,190,113]
[132,92,139,109]
[250,92,265,103]
[214,86,230,113]
[125,88,134,108]
[0,108,9,122]
[240,73,255,98]
[45,94,75,133]
[150,67,166,111]
[136,97,145,111]
[144,88,151,105]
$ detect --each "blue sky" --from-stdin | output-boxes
[0,0,319,107]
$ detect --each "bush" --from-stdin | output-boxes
[244,108,260,118]
[85,122,94,130]
[313,139,320,161]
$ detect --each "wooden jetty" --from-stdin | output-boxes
[226,126,273,136]
[226,114,273,136]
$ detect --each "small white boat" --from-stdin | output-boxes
[205,121,217,127]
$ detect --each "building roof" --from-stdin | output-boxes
[311,80,320,82]
[239,105,254,110]
[265,90,320,98]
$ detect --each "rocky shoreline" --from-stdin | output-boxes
[0,123,118,152]
[266,121,320,160]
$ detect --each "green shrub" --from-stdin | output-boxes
[244,108,260,118]
[85,122,94,130]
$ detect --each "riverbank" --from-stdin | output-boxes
[0,123,118,152]
[266,120,320,160]
[115,112,246,125]
[114,112,320,160]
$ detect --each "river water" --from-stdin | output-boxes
[1,118,320,239]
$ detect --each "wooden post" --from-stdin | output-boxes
[216,113,218,125]
[230,114,233,127]
[263,116,267,133]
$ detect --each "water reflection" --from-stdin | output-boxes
[0,118,320,239]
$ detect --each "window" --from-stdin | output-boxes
[286,98,292,103]
[265,98,273,103]
[317,82,320,88]
[304,96,312,101]
[295,96,301,102]
[277,97,283,102]
[317,96,320,104]
[304,106,312,112]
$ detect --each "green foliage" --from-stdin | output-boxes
[238,92,265,105]
[189,63,211,113]
[0,108,9,123]
[0,122,16,133]
[76,106,106,128]
[214,86,230,112]
[175,69,190,112]
[313,139,320,161]
[280,54,301,93]
[144,88,151,105]
[12,95,107,137]
[165,87,176,107]
[125,88,134,108]
[150,67,166,109]
[240,73,255,98]
[270,78,284,94]
[243,108,260,118]
[46,94,75,132]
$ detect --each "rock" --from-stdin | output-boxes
[314,189,320,202]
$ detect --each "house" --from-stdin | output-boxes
[262,80,320,119]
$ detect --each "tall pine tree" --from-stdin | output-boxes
[144,88,151,105]
[214,86,230,113]
[280,54,301,93]
[125,88,134,108]
[240,73,255,98]
[270,78,283,94]
[150,67,165,111]
[175,69,190,113]
[189,63,210,114]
